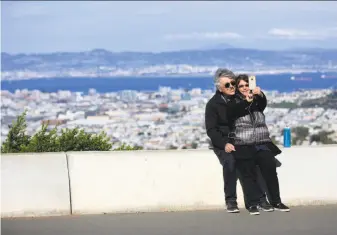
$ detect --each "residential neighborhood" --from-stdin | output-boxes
[1,87,336,149]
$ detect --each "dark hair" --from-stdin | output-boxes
[235,74,249,88]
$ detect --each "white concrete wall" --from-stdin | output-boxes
[2,146,337,217]
[67,146,337,215]
[67,150,228,215]
[277,145,337,204]
[1,152,71,217]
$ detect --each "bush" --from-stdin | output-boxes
[57,127,112,152]
[1,111,141,153]
[20,123,60,152]
[291,126,309,145]
[113,143,143,151]
[293,126,309,140]
[191,142,198,149]
[1,111,30,153]
[310,130,337,145]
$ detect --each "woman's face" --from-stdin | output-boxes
[218,76,236,95]
[237,79,250,97]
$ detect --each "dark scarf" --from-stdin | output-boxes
[216,90,234,104]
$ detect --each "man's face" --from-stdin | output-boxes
[218,76,236,95]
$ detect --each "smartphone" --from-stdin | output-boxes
[248,75,257,90]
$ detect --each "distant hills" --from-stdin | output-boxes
[1,47,337,72]
[198,43,235,50]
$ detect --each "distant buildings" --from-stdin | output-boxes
[1,88,336,149]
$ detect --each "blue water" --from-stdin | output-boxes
[1,72,337,93]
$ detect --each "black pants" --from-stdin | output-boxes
[239,167,270,209]
[235,149,282,207]
[213,149,268,208]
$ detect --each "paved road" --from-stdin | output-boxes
[2,205,337,235]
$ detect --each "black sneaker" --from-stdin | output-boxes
[258,201,274,212]
[248,206,260,215]
[273,203,290,212]
[226,202,240,213]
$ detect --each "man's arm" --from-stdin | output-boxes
[205,103,229,149]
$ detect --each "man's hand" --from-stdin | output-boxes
[252,87,262,96]
[225,143,236,153]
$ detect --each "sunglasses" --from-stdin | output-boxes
[238,84,249,88]
[224,81,236,88]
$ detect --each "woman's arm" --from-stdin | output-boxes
[227,97,251,121]
[254,91,267,111]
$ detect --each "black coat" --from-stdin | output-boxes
[205,90,233,149]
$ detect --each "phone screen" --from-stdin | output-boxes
[249,76,257,90]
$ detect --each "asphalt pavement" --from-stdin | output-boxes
[2,205,337,235]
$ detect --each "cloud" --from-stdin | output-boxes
[164,32,242,41]
[268,27,337,40]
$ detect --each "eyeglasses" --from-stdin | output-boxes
[238,84,249,89]
[223,81,236,88]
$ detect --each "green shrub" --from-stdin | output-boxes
[113,143,143,151]
[1,111,30,153]
[20,123,60,152]
[1,111,142,153]
[56,127,112,152]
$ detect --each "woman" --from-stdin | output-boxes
[226,74,290,215]
[206,69,272,215]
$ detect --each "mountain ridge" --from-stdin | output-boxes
[1,48,337,73]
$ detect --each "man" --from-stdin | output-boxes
[205,68,273,214]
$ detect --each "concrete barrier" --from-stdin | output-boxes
[67,150,227,214]
[67,146,337,215]
[277,145,337,205]
[2,146,337,217]
[1,152,71,217]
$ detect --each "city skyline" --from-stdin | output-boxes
[2,1,337,54]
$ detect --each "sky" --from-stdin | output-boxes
[1,1,337,54]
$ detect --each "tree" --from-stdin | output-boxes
[1,111,30,153]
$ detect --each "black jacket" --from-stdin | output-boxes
[205,90,233,149]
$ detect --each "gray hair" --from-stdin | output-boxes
[214,68,236,90]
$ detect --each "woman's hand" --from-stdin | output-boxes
[246,93,254,102]
[252,87,262,96]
